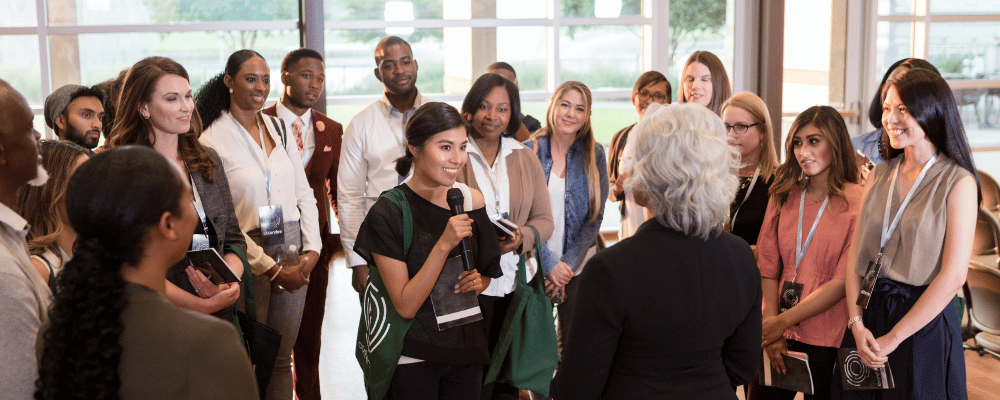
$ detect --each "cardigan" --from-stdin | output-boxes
[458,137,554,294]
[524,136,609,274]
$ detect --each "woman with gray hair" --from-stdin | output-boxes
[550,103,761,399]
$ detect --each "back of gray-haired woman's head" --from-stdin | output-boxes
[625,102,738,240]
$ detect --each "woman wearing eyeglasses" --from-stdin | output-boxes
[721,93,779,247]
[607,71,670,239]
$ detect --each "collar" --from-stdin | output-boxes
[0,202,29,238]
[276,101,313,129]
[379,91,425,117]
[467,136,516,168]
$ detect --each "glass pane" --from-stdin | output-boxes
[1,35,43,105]
[875,21,912,82]
[931,0,1000,15]
[560,0,641,18]
[48,31,299,102]
[498,0,546,19]
[496,26,545,92]
[47,0,297,26]
[928,22,1000,80]
[0,0,36,27]
[560,25,642,90]
[878,0,914,15]
[326,0,443,21]
[956,87,1000,143]
[323,29,444,96]
[782,0,833,113]
[668,0,730,101]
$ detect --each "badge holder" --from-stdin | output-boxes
[857,253,883,309]
[779,280,805,314]
[259,204,296,265]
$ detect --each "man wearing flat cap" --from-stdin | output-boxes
[43,84,104,151]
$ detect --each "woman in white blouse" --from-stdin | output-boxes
[196,49,321,400]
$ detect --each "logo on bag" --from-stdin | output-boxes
[358,281,391,365]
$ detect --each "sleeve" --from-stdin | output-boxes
[549,256,622,399]
[337,116,370,267]
[722,255,763,387]
[562,144,610,272]
[186,322,259,400]
[0,270,43,400]
[755,197,782,280]
[209,151,247,256]
[470,207,502,279]
[354,199,405,265]
[520,153,554,255]
[326,118,343,219]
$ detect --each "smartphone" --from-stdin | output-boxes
[492,217,518,238]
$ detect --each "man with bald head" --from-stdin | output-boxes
[0,80,52,398]
[338,36,433,292]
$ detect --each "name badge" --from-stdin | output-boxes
[779,280,805,315]
[857,258,883,309]
[191,234,211,251]
[258,205,285,260]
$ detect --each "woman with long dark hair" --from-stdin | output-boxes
[607,71,669,239]
[355,102,502,399]
[15,140,89,287]
[526,80,609,359]
[108,56,245,319]
[35,146,256,400]
[456,73,553,399]
[749,106,863,400]
[837,68,978,399]
[197,49,321,400]
[678,51,732,115]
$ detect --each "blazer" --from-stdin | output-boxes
[551,220,762,399]
[190,147,247,256]
[263,105,344,266]
[525,136,609,274]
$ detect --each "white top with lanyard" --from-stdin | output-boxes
[233,113,273,203]
[730,165,761,229]
[879,152,939,253]
[791,192,828,283]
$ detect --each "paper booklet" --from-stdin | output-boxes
[837,347,895,390]
[759,349,814,394]
[429,255,483,330]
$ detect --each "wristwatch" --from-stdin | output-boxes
[847,316,863,330]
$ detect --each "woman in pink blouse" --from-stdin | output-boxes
[749,106,862,400]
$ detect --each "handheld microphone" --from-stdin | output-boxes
[446,188,473,271]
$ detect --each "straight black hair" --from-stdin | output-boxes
[461,73,521,138]
[394,102,470,176]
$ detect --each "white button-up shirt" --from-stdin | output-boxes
[276,102,316,166]
[337,92,431,267]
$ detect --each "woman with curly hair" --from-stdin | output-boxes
[108,56,245,320]
[197,49,321,400]
[750,106,863,400]
[14,140,89,288]
[35,146,256,400]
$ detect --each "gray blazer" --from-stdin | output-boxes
[191,148,247,255]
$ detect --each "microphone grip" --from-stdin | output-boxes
[458,237,473,272]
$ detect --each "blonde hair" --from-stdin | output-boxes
[626,103,739,240]
[532,81,602,224]
[721,92,779,178]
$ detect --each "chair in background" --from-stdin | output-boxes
[965,262,1000,359]
[979,170,1000,213]
[972,207,1000,267]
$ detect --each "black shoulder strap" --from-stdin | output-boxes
[267,115,287,149]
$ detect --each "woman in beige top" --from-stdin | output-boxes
[837,68,979,399]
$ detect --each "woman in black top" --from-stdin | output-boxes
[355,102,502,399]
[721,92,779,246]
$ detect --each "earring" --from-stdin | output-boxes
[142,113,149,120]
[229,88,233,93]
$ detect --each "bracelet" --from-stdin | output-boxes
[269,265,284,281]
[847,316,863,330]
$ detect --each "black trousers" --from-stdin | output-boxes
[479,293,520,400]
[385,361,482,400]
[747,339,838,400]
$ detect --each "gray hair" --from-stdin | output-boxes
[624,103,739,240]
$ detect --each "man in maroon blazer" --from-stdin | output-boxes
[263,48,342,400]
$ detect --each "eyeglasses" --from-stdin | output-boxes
[725,123,761,134]
[635,90,667,103]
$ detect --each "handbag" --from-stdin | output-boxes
[356,187,417,400]
[485,225,559,396]
[230,246,282,398]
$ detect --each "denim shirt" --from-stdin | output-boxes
[852,128,884,165]
[525,136,609,274]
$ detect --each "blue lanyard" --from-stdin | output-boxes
[792,190,828,282]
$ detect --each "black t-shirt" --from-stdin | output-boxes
[355,184,502,365]
[730,174,773,246]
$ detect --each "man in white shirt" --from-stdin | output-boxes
[263,48,344,400]
[338,36,432,292]
[0,79,52,399]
